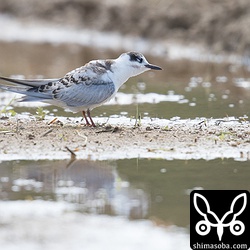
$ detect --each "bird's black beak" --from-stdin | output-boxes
[145,64,162,70]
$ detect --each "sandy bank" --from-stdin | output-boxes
[0,115,249,161]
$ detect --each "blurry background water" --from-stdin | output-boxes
[0,1,250,249]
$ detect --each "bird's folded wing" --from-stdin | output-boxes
[53,80,115,107]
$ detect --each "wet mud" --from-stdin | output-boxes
[0,115,249,161]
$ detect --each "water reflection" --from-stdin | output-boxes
[0,159,148,220]
[0,158,249,227]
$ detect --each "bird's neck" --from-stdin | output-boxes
[110,61,142,90]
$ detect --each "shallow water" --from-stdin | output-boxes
[1,158,250,227]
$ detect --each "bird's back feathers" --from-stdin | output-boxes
[0,60,116,111]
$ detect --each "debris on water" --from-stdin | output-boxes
[65,146,77,159]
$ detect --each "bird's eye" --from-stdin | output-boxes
[137,57,143,63]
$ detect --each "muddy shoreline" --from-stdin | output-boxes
[0,115,249,161]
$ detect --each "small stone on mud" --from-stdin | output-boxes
[146,126,153,131]
[27,134,35,140]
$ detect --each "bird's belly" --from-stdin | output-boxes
[59,92,117,113]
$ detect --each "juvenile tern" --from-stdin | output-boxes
[0,51,162,126]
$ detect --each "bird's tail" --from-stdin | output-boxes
[0,76,59,102]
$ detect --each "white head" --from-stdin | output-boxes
[116,52,162,77]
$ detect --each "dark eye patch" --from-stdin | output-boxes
[128,52,143,63]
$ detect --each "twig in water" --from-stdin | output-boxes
[65,146,77,168]
[65,146,77,158]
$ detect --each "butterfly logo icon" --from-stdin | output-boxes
[193,193,247,241]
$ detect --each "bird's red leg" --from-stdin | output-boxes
[87,109,96,127]
[82,111,91,126]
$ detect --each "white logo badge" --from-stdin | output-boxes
[193,193,247,241]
